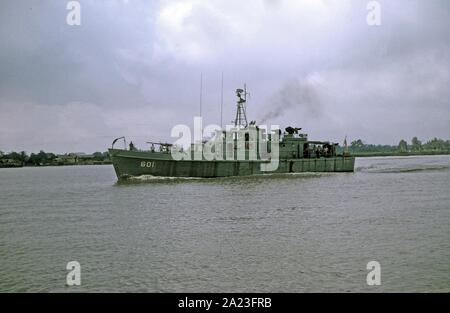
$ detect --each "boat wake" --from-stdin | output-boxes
[115,171,332,185]
[116,174,203,185]
[356,156,450,174]
[357,165,450,173]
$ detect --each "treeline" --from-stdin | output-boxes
[2,137,449,167]
[0,150,111,167]
[342,137,450,154]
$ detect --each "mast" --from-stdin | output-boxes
[234,84,249,127]
[200,72,203,117]
[220,72,224,128]
[199,73,203,117]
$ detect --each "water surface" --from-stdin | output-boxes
[1,155,449,292]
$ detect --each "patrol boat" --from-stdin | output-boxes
[109,87,355,180]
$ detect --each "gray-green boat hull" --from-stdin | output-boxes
[109,149,355,179]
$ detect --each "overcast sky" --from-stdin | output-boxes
[0,0,449,153]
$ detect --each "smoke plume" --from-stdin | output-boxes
[259,75,324,124]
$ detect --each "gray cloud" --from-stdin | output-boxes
[0,0,449,153]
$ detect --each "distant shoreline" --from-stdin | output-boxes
[0,162,112,169]
[0,151,112,169]
[352,151,450,157]
[2,152,450,169]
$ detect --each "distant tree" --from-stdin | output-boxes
[411,137,422,151]
[423,137,447,151]
[37,150,48,165]
[398,139,408,152]
[350,139,365,149]
[46,153,56,162]
[102,151,110,160]
[7,152,22,161]
[92,152,104,161]
[18,151,28,165]
[28,153,40,165]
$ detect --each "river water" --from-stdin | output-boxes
[1,155,449,292]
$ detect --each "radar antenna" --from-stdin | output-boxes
[234,84,249,127]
